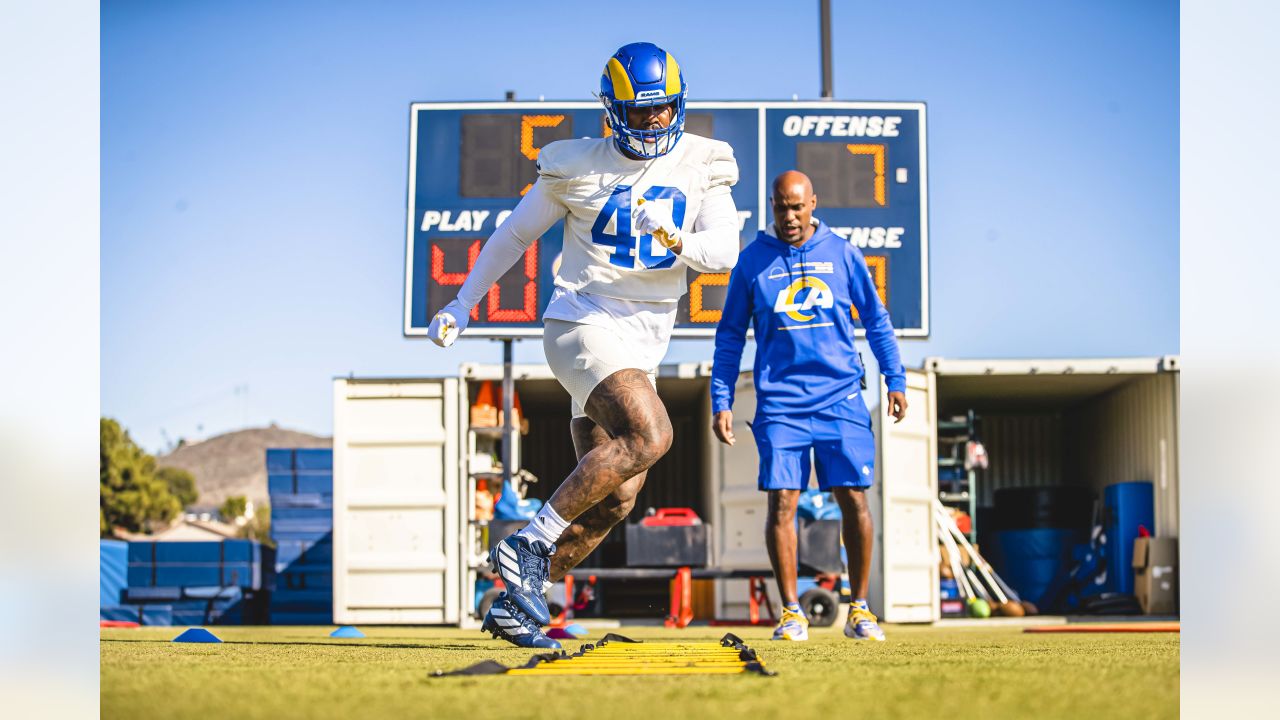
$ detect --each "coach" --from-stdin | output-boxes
[711,170,907,642]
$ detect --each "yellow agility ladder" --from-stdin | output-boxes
[433,633,775,677]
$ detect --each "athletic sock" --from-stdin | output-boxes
[516,504,569,548]
[851,598,870,612]
[784,602,804,616]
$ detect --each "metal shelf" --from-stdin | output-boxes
[937,409,980,542]
[469,426,509,438]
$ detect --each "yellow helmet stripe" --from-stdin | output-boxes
[606,57,635,101]
[665,53,681,96]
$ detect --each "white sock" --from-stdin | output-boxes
[516,504,569,547]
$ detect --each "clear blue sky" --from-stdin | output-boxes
[101,0,1178,452]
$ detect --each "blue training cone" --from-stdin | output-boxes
[330,626,365,639]
[172,628,221,643]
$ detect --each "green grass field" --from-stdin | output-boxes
[101,624,1178,719]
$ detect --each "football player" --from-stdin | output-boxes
[428,42,740,648]
[711,170,908,642]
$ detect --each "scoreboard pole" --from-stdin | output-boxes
[820,0,834,99]
[500,94,517,492]
[501,338,515,490]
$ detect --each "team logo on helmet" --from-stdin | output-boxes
[599,42,687,159]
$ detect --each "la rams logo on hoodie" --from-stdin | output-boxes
[773,276,835,323]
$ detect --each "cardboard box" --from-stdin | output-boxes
[1132,537,1178,615]
[470,404,526,432]
[470,404,499,427]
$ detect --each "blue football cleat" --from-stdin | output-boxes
[489,534,554,625]
[481,594,562,649]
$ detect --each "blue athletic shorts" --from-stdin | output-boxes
[751,393,876,492]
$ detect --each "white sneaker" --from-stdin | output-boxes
[844,605,885,642]
[771,607,810,641]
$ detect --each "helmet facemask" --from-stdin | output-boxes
[602,94,686,160]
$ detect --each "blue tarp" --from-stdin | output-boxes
[271,528,334,544]
[265,448,333,473]
[267,473,296,495]
[294,449,332,472]
[101,604,173,626]
[271,521,333,536]
[270,589,332,610]
[295,474,332,493]
[274,537,333,568]
[268,475,333,496]
[128,562,263,589]
[127,540,270,590]
[270,610,332,625]
[124,585,245,603]
[123,587,183,602]
[270,493,333,508]
[272,506,332,522]
[276,570,333,590]
[101,540,127,608]
[266,448,295,473]
[129,539,260,564]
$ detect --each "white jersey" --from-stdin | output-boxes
[536,133,740,303]
[446,132,739,355]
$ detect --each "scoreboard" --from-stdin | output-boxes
[404,101,928,338]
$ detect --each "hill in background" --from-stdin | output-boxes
[157,425,330,506]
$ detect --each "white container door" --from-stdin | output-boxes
[710,374,777,619]
[332,378,461,624]
[716,373,768,569]
[877,368,939,622]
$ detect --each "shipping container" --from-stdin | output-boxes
[924,357,1179,537]
[331,355,1179,626]
[332,378,462,625]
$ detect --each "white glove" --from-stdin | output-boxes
[635,199,680,249]
[427,300,470,347]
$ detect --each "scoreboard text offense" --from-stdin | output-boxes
[404,101,928,338]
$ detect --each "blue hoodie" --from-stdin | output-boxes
[711,219,907,416]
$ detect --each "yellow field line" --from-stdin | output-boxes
[507,666,752,676]
[541,660,753,666]
[588,650,741,653]
[589,646,739,650]
[563,657,748,662]
[588,644,740,649]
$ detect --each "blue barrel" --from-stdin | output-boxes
[1103,481,1154,595]
[988,528,1087,608]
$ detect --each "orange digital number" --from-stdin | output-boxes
[846,144,886,206]
[431,239,538,323]
[850,255,888,321]
[486,240,539,322]
[519,114,566,196]
[431,241,482,321]
[689,272,730,323]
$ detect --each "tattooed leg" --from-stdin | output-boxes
[544,368,671,526]
[549,417,647,581]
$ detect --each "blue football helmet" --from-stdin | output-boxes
[600,42,687,159]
